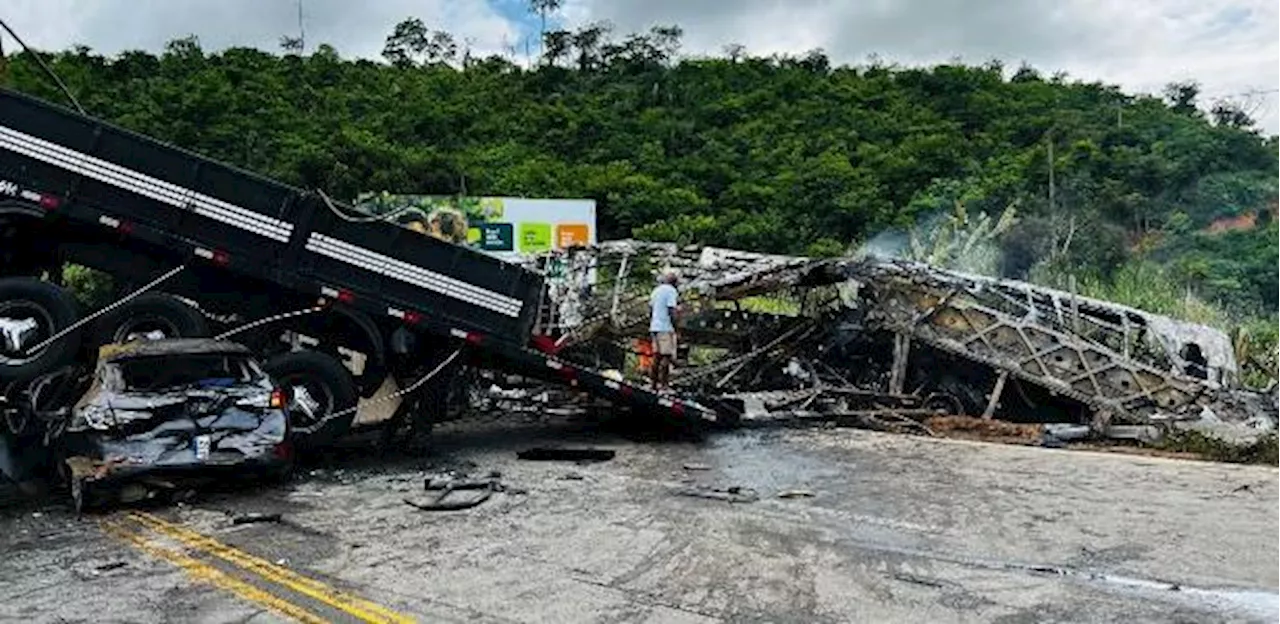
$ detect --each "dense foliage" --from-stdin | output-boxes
[2,20,1275,320]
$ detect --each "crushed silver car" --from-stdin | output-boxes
[59,339,292,511]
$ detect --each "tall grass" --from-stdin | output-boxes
[1039,259,1228,326]
[1031,258,1277,389]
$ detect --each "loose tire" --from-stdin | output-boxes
[90,292,209,348]
[263,350,358,450]
[0,278,82,383]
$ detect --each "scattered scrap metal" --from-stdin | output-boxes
[674,484,760,504]
[404,471,526,511]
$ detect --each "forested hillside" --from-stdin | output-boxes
[2,20,1276,322]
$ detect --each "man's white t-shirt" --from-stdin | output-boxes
[649,284,678,333]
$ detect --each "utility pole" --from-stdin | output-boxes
[297,0,306,53]
[1047,131,1055,214]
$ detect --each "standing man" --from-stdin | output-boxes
[649,269,680,392]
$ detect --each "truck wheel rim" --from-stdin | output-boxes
[281,376,335,433]
[0,301,55,366]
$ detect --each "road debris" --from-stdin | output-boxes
[891,572,947,589]
[231,513,283,525]
[516,447,616,462]
[777,489,815,499]
[674,485,759,503]
[405,472,527,511]
[682,462,711,471]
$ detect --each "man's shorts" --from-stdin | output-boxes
[652,331,678,356]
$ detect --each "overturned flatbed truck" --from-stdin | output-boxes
[0,87,715,463]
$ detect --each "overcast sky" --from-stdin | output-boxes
[6,0,1278,133]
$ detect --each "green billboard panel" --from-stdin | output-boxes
[518,222,552,253]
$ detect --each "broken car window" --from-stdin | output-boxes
[111,355,260,392]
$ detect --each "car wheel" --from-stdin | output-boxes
[0,278,82,384]
[263,350,358,450]
[90,292,209,349]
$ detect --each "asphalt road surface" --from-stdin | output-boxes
[2,417,1277,623]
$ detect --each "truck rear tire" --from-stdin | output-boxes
[264,350,358,450]
[0,278,82,383]
[90,292,209,348]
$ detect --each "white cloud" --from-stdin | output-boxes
[563,0,1280,133]
[4,0,520,62]
[3,0,1277,132]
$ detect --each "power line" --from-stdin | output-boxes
[0,17,85,114]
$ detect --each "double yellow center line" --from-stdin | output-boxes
[103,511,414,624]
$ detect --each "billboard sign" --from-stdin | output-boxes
[355,193,596,261]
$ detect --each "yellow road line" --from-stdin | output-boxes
[127,511,415,624]
[101,520,328,624]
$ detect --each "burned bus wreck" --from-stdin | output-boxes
[530,240,1278,442]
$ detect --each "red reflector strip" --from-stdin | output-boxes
[450,328,485,345]
[38,195,60,210]
[388,308,423,324]
[99,215,134,234]
[321,286,355,304]
[671,401,685,415]
[195,247,230,265]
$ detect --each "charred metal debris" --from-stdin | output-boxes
[404,471,526,511]
[523,240,1278,443]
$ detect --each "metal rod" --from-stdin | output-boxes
[982,371,1009,420]
[25,265,185,355]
